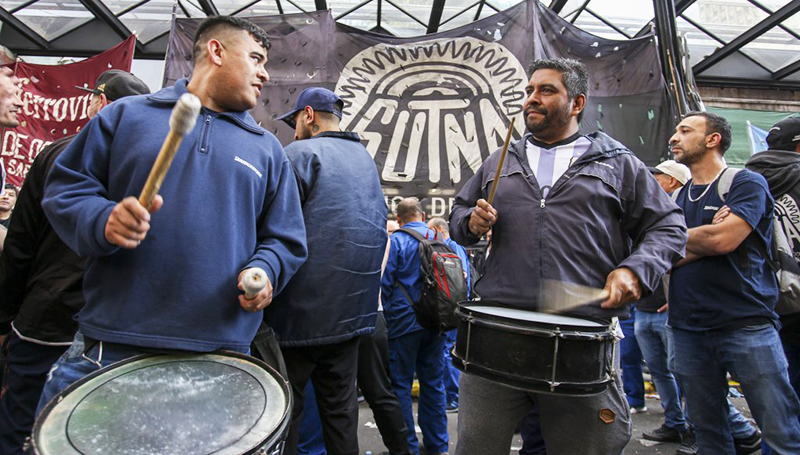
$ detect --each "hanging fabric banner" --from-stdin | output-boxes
[164,1,675,214]
[2,35,136,187]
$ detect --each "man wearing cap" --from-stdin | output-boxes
[0,70,149,455]
[746,117,800,455]
[269,87,387,455]
[38,15,307,412]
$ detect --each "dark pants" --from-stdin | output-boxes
[283,337,361,455]
[357,313,412,455]
[0,333,68,455]
[519,405,547,455]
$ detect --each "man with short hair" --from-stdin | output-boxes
[669,111,800,454]
[269,87,388,455]
[0,66,23,250]
[382,198,449,455]
[38,16,307,409]
[0,70,149,455]
[745,116,800,455]
[0,184,17,228]
[449,58,687,455]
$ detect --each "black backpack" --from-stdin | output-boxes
[396,227,468,332]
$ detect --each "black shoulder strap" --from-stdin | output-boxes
[398,227,427,243]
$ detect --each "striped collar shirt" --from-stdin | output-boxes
[525,135,592,198]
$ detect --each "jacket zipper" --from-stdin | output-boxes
[199,114,212,154]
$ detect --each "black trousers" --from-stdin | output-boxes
[282,336,360,455]
[358,312,412,455]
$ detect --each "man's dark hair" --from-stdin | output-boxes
[192,16,271,62]
[682,111,732,154]
[396,197,423,221]
[4,183,16,197]
[529,58,589,122]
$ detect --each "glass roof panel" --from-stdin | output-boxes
[740,24,800,72]
[781,14,800,39]
[119,0,185,43]
[676,15,723,68]
[179,0,205,17]
[335,0,377,31]
[682,0,770,45]
[439,2,480,31]
[580,0,653,37]
[439,0,480,25]
[558,0,591,22]
[571,11,630,40]
[234,0,281,16]
[381,0,427,36]
[1,0,33,13]
[280,0,316,14]
[103,0,146,15]
[13,0,93,40]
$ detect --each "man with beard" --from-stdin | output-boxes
[448,58,687,455]
[668,112,800,454]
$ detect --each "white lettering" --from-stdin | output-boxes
[234,156,263,178]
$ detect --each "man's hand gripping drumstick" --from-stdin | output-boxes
[104,93,201,249]
[238,267,273,312]
[468,118,514,238]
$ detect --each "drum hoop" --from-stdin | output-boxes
[32,351,292,455]
[456,303,614,337]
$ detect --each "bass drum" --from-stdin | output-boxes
[31,352,291,455]
[453,302,616,395]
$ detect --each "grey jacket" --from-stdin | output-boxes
[449,132,687,320]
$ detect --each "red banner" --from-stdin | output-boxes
[2,35,136,187]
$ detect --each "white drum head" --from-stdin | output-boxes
[465,305,605,327]
[35,353,287,455]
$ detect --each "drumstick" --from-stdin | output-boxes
[138,93,202,211]
[242,267,268,299]
[487,118,515,205]
[539,279,611,314]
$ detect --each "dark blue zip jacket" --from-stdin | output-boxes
[266,131,387,347]
[449,132,687,320]
[42,79,308,352]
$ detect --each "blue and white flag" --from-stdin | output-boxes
[747,121,769,155]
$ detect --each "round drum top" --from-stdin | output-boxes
[463,305,605,327]
[35,354,287,455]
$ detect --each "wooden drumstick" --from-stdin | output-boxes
[487,117,515,205]
[242,267,268,299]
[138,93,202,211]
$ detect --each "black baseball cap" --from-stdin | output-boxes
[75,70,150,102]
[276,87,343,129]
[766,116,800,151]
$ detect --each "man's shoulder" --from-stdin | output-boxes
[730,168,769,192]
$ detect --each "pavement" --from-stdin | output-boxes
[355,395,760,455]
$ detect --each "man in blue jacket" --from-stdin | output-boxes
[269,87,387,455]
[448,58,688,455]
[38,16,307,409]
[382,198,449,455]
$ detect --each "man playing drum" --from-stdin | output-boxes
[37,16,307,410]
[448,58,688,455]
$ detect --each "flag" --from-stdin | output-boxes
[746,121,769,155]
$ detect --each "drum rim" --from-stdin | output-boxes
[32,350,292,455]
[458,301,611,331]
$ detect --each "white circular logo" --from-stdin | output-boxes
[336,37,527,188]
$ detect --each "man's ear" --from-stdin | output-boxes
[207,39,224,67]
[304,106,315,125]
[99,93,110,109]
[572,94,587,117]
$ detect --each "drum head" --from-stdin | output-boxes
[463,304,606,328]
[33,352,289,455]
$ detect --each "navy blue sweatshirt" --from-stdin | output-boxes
[42,79,308,352]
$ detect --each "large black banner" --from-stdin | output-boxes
[165,1,675,216]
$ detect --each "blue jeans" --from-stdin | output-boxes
[634,311,685,430]
[388,329,448,455]
[673,325,800,455]
[620,311,645,408]
[762,338,800,455]
[443,330,460,406]
[298,381,327,455]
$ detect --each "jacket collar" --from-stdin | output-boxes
[311,131,361,142]
[510,131,631,165]
[148,79,266,135]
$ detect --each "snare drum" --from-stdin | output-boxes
[31,352,291,455]
[453,302,616,395]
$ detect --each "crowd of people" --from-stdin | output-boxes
[0,13,798,455]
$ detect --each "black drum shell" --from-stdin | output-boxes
[453,302,615,395]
